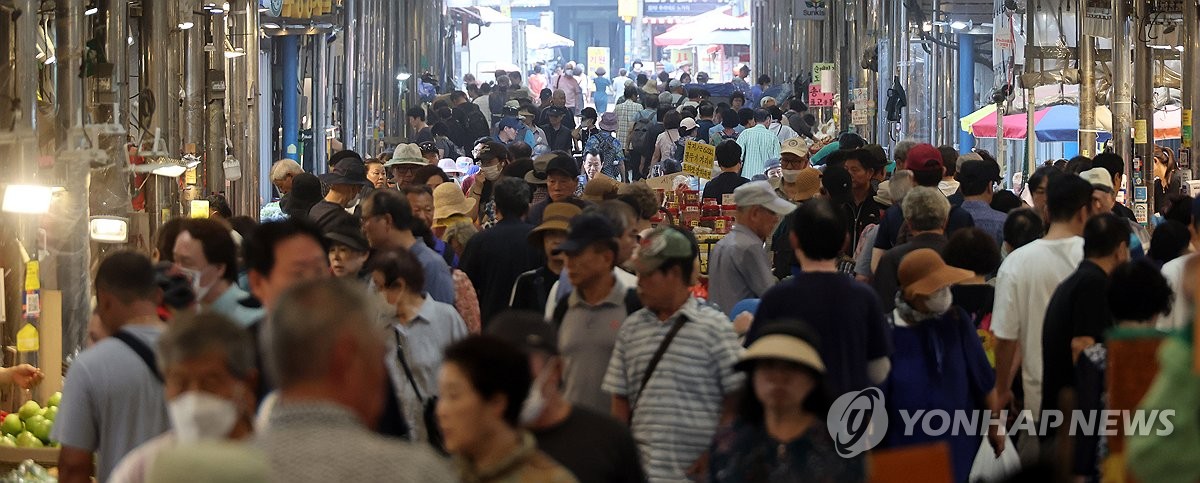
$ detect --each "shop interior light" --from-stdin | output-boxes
[178,21,195,30]
[262,22,281,29]
[396,72,412,81]
[224,38,246,58]
[89,216,129,243]
[921,22,933,32]
[131,155,202,178]
[950,20,968,30]
[84,6,99,15]
[2,185,56,215]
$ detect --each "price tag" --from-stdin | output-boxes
[16,323,38,352]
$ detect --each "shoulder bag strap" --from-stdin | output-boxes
[393,329,425,402]
[634,315,687,408]
[112,331,163,382]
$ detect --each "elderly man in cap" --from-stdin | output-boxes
[540,105,574,152]
[310,156,370,232]
[486,311,646,483]
[519,105,550,154]
[385,144,427,189]
[871,143,975,269]
[1081,167,1149,258]
[527,152,592,225]
[496,117,524,146]
[708,181,797,314]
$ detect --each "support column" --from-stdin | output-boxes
[1078,26,1097,157]
[56,0,85,148]
[205,13,227,194]
[313,32,329,169]
[342,0,358,151]
[281,35,300,161]
[1024,0,1037,176]
[1111,0,1133,165]
[1182,0,1199,167]
[1132,0,1154,217]
[228,0,261,217]
[183,1,207,175]
[958,33,976,153]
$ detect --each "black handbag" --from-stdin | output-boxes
[394,331,446,454]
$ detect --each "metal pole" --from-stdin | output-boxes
[958,33,976,153]
[1111,0,1133,165]
[56,0,85,147]
[14,0,40,169]
[281,35,300,161]
[183,1,206,173]
[205,12,227,194]
[314,33,328,168]
[103,0,129,130]
[1183,0,1199,166]
[1132,0,1154,218]
[1078,0,1097,157]
[1024,0,1037,176]
[343,0,358,151]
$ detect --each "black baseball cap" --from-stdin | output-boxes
[418,141,439,154]
[486,311,559,355]
[319,158,369,186]
[544,106,569,119]
[545,155,579,178]
[553,213,618,255]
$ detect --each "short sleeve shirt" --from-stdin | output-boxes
[52,324,170,482]
[708,224,774,314]
[559,278,635,414]
[410,242,456,306]
[602,297,745,482]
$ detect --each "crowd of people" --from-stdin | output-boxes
[48,63,1200,483]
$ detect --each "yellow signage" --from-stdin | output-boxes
[682,141,716,179]
[190,200,211,219]
[1134,119,1148,144]
[16,323,38,352]
[618,0,638,18]
[587,47,610,76]
[23,261,39,291]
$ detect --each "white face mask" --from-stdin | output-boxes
[519,360,554,426]
[481,164,501,181]
[923,287,954,315]
[168,390,239,444]
[781,169,802,183]
[179,267,216,302]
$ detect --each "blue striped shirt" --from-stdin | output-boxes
[603,297,744,483]
[735,125,781,178]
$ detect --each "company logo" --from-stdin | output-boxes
[827,388,888,458]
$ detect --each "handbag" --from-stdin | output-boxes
[394,330,445,453]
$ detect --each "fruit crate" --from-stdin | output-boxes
[0,446,59,472]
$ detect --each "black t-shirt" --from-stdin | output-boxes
[701,172,749,202]
[950,284,995,327]
[534,406,647,483]
[308,200,347,233]
[1040,261,1112,417]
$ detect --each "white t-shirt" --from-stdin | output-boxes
[990,236,1084,421]
[1159,253,1194,330]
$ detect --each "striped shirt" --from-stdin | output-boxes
[614,100,644,148]
[602,297,745,483]
[735,125,781,178]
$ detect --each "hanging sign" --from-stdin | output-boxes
[994,14,1015,50]
[795,0,827,20]
[808,85,834,107]
[851,109,873,126]
[1134,120,1148,144]
[1183,109,1193,148]
[1134,203,1149,225]
[682,141,716,179]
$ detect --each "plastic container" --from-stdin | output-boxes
[721,204,738,218]
[682,206,701,228]
[714,216,732,234]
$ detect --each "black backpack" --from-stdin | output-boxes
[551,287,643,328]
[628,111,655,151]
[458,104,491,145]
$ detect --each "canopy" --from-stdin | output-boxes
[683,29,750,46]
[653,6,750,46]
[525,24,573,49]
[969,105,1113,142]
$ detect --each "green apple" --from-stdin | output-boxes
[24,416,49,443]
[46,392,61,408]
[15,431,42,448]
[0,414,22,436]
[42,406,57,422]
[0,435,14,447]
[17,401,40,421]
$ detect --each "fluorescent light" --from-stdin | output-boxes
[84,7,99,15]
[262,22,281,29]
[127,36,134,45]
[43,56,56,65]
[89,217,129,243]
[151,164,188,177]
[922,22,933,32]
[2,185,55,214]
[178,21,195,30]
[1177,46,1186,52]
[950,20,968,30]
[396,73,412,81]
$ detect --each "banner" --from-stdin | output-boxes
[682,141,716,179]
[587,47,610,79]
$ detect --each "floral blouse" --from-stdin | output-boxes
[452,269,481,334]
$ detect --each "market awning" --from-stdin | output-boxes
[653,6,750,46]
[683,29,750,46]
[526,24,573,49]
[969,105,1114,142]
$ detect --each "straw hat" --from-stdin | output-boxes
[432,182,477,222]
[735,332,825,373]
[873,180,894,206]
[791,167,821,201]
[897,248,974,300]
[582,175,622,202]
[528,202,583,245]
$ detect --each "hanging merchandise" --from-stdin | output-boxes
[22,260,40,320]
[886,76,907,123]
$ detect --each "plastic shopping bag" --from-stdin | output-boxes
[968,437,1020,482]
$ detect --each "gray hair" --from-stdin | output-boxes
[158,312,256,379]
[893,140,918,163]
[267,278,379,389]
[269,158,303,182]
[443,221,478,248]
[901,187,951,232]
[586,200,635,232]
[890,170,915,203]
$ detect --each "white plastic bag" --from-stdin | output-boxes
[968,437,1020,482]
